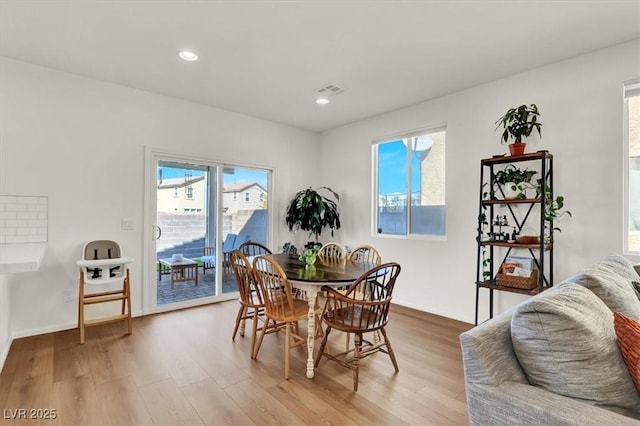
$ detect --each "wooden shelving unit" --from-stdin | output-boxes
[474,151,554,325]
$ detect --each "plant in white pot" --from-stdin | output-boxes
[495,104,542,156]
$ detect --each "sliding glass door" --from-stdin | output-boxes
[156,160,217,306]
[145,149,272,313]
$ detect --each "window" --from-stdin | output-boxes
[233,192,237,200]
[173,187,178,197]
[373,127,446,237]
[186,187,193,199]
[625,81,640,253]
[245,192,250,202]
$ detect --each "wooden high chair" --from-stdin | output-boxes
[77,240,134,344]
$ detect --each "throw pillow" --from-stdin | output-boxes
[511,283,640,418]
[614,311,640,394]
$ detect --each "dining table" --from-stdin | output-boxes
[268,253,378,378]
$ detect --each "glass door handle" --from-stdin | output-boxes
[153,225,162,240]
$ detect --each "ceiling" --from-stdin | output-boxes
[1,1,639,132]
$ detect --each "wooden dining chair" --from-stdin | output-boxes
[319,242,346,261]
[239,241,272,257]
[348,245,382,265]
[314,262,401,391]
[251,255,322,379]
[230,249,279,358]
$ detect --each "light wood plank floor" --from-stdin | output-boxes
[0,301,472,425]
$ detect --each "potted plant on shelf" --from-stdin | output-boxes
[285,186,341,243]
[489,164,537,200]
[495,103,542,156]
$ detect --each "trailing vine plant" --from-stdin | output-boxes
[476,210,492,280]
[534,178,572,241]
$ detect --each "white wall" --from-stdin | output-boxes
[0,275,9,367]
[319,40,640,324]
[1,39,638,340]
[0,57,320,338]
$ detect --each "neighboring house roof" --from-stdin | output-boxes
[223,182,266,193]
[157,175,205,189]
[158,178,266,193]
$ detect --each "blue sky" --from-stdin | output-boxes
[159,166,269,188]
[159,144,413,194]
[378,140,420,194]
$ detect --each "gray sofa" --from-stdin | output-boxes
[460,254,640,425]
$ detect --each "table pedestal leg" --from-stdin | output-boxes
[306,291,316,379]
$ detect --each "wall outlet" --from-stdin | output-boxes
[63,289,74,302]
[121,218,134,230]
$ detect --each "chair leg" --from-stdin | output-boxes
[253,318,269,359]
[250,309,259,359]
[314,314,324,339]
[314,326,331,368]
[232,305,245,341]
[353,333,361,391]
[125,270,132,335]
[284,322,291,380]
[380,327,399,372]
[78,273,85,345]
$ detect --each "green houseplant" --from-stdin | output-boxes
[533,178,572,240]
[298,243,322,266]
[491,165,537,200]
[285,187,341,242]
[495,104,542,156]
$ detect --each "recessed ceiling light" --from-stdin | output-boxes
[178,50,198,61]
[316,98,330,105]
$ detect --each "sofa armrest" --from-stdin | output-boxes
[466,382,639,426]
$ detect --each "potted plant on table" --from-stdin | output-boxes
[298,243,322,267]
[495,104,542,156]
[285,186,341,244]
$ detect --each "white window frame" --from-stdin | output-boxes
[623,79,640,258]
[371,124,447,241]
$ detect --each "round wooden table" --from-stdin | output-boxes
[268,253,378,378]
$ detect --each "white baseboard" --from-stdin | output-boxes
[0,337,12,373]
[392,299,474,325]
[10,309,144,340]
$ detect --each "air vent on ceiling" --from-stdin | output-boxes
[314,83,345,96]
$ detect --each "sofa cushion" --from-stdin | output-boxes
[600,254,640,299]
[614,312,640,394]
[511,283,640,419]
[599,254,640,280]
[562,255,640,321]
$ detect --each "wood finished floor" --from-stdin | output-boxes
[0,301,472,426]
